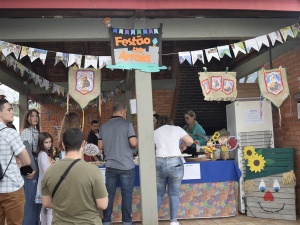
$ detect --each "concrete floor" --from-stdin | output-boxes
[114,214,299,225]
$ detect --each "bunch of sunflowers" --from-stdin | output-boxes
[243,146,266,173]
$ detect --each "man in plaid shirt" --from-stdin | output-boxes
[0,99,31,225]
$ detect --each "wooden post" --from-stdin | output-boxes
[135,70,158,225]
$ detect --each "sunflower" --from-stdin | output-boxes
[247,154,266,173]
[243,146,256,161]
[212,132,220,141]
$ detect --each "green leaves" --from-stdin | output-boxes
[265,158,275,165]
[256,149,262,155]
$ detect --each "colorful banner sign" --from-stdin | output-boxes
[107,24,166,72]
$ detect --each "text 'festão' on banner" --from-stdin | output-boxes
[106,23,167,73]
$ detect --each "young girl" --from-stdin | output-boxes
[20,109,41,225]
[35,132,54,225]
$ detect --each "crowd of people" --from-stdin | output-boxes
[0,90,207,225]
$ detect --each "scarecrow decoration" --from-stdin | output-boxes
[68,68,101,130]
[198,70,237,101]
[243,146,296,220]
[203,139,218,160]
[257,65,291,128]
[102,17,112,28]
[215,128,231,160]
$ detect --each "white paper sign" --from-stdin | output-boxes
[183,164,201,180]
[130,99,137,114]
[100,168,106,183]
[244,109,264,124]
[297,102,300,119]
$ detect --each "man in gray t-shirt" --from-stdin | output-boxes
[98,102,138,225]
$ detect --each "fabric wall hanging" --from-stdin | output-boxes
[258,67,290,127]
[68,68,101,109]
[198,71,237,101]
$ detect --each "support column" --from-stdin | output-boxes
[135,71,158,225]
[19,85,28,131]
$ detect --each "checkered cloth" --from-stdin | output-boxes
[0,122,25,193]
[20,127,39,153]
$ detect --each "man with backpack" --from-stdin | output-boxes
[0,99,31,225]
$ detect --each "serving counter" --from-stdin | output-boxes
[98,160,242,221]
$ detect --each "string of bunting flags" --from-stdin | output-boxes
[0,54,123,109]
[0,23,299,70]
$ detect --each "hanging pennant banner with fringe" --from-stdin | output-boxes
[190,50,204,64]
[258,68,290,108]
[84,55,98,68]
[68,54,82,68]
[255,35,270,50]
[199,71,237,101]
[68,68,101,109]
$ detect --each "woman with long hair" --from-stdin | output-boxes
[154,115,193,225]
[36,132,54,225]
[20,109,42,225]
[57,112,81,159]
[182,110,206,157]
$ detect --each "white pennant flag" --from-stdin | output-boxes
[34,74,40,85]
[268,31,284,46]
[68,54,82,68]
[231,42,246,57]
[0,41,21,59]
[55,52,69,67]
[52,83,60,95]
[39,77,44,88]
[17,62,25,77]
[205,47,220,62]
[255,35,269,50]
[217,45,232,58]
[84,55,98,68]
[280,26,294,41]
[245,38,259,53]
[178,52,192,65]
[190,50,204,64]
[43,79,50,90]
[99,56,112,69]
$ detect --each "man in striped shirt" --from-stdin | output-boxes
[0,99,31,225]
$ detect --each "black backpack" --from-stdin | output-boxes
[0,127,14,181]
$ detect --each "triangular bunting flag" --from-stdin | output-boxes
[43,79,50,90]
[0,41,21,58]
[55,52,69,67]
[217,45,232,58]
[190,50,204,64]
[205,47,220,62]
[52,83,60,95]
[68,54,82,68]
[291,23,300,38]
[178,52,192,64]
[280,26,294,41]
[99,56,112,69]
[255,35,270,50]
[231,42,246,57]
[268,31,284,46]
[84,55,98,68]
[59,86,65,96]
[245,38,259,53]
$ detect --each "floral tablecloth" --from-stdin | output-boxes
[99,181,239,221]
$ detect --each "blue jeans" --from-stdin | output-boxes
[156,157,184,222]
[22,157,42,225]
[103,167,136,225]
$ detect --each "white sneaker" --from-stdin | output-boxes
[170,222,179,225]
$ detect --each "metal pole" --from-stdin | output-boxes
[135,70,158,225]
[269,46,273,69]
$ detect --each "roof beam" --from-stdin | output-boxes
[0,63,26,94]
[234,39,300,79]
[0,18,299,42]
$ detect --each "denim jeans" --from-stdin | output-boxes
[103,167,136,225]
[22,156,42,225]
[156,157,184,222]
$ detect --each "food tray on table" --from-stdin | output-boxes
[185,158,211,162]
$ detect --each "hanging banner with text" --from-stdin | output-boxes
[107,23,166,73]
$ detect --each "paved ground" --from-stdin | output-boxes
[113,214,299,224]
